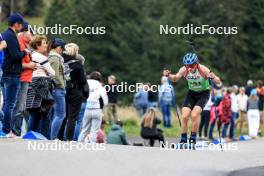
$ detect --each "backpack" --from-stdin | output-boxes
[64,60,78,91]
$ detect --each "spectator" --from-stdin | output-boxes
[245,80,254,97]
[199,91,213,140]
[26,35,55,138]
[134,83,148,117]
[48,38,66,140]
[219,88,232,139]
[256,80,264,136]
[141,108,164,147]
[159,76,174,127]
[78,71,107,143]
[59,43,89,141]
[247,89,260,138]
[209,93,223,140]
[11,22,36,137]
[97,119,106,143]
[1,13,30,135]
[105,75,118,124]
[107,120,129,145]
[229,85,239,140]
[73,54,88,141]
[148,83,158,108]
[236,87,248,134]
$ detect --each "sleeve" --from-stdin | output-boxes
[49,56,60,79]
[5,35,26,61]
[78,64,87,86]
[100,86,109,106]
[42,60,55,76]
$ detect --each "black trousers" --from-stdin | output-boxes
[199,110,210,137]
[58,89,83,141]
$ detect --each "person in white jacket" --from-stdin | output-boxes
[78,71,108,142]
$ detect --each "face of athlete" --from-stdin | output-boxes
[185,63,198,73]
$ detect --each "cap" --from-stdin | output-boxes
[53,38,66,47]
[8,12,24,24]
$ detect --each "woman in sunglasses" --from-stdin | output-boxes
[163,53,221,149]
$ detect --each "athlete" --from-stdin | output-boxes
[163,53,221,148]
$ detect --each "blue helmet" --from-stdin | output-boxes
[183,53,198,65]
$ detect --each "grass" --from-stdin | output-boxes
[104,106,264,139]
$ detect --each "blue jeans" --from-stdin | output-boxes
[161,102,171,127]
[0,67,3,132]
[11,82,29,136]
[1,76,20,133]
[73,101,87,141]
[229,112,239,139]
[135,104,148,117]
[222,123,229,138]
[50,89,66,140]
[148,101,158,108]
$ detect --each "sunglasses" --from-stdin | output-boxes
[185,64,197,69]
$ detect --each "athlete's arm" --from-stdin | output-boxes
[163,67,185,82]
[200,65,221,85]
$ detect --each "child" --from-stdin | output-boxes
[96,119,106,143]
[247,89,260,138]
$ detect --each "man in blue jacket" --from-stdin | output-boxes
[1,12,30,135]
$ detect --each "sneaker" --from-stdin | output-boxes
[177,140,188,149]
[6,132,19,138]
[0,131,6,137]
[189,139,196,150]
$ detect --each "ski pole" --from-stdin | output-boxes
[168,80,181,127]
[210,79,223,151]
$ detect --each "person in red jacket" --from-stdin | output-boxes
[219,88,232,140]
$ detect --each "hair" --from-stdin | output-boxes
[89,71,102,83]
[239,86,245,91]
[257,80,263,87]
[47,39,61,53]
[64,43,79,57]
[108,75,116,82]
[76,54,85,65]
[29,35,47,50]
[116,120,123,127]
[8,21,16,27]
[142,108,155,128]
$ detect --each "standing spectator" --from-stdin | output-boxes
[11,22,36,137]
[245,80,254,97]
[0,34,7,136]
[107,120,129,145]
[141,108,164,147]
[247,89,260,138]
[256,80,264,136]
[236,87,248,134]
[159,76,173,127]
[48,38,66,140]
[199,92,213,139]
[59,43,89,141]
[229,85,239,140]
[26,35,55,138]
[1,13,29,135]
[105,75,118,124]
[219,88,232,139]
[134,84,148,117]
[73,54,88,141]
[148,83,158,108]
[78,71,108,143]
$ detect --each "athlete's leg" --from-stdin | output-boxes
[191,106,203,133]
[181,107,192,133]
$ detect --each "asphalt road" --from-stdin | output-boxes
[0,138,263,176]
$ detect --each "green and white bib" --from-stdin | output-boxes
[185,69,210,92]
